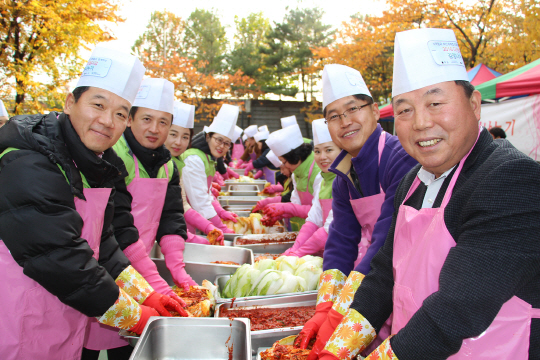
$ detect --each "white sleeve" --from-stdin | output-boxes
[290,173,301,205]
[323,209,333,233]
[182,155,217,219]
[305,174,324,227]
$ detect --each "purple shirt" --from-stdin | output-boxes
[324,124,418,275]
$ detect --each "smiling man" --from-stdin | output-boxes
[294,64,417,358]
[319,28,540,360]
[0,46,187,360]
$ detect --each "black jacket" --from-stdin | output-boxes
[111,127,187,250]
[0,112,131,317]
[351,129,540,359]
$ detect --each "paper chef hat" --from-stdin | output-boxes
[242,134,247,142]
[172,101,195,129]
[392,28,469,97]
[322,64,372,111]
[259,125,269,132]
[312,119,333,146]
[266,124,304,157]
[133,78,174,115]
[244,125,258,138]
[204,104,239,140]
[76,44,146,104]
[254,129,270,142]
[266,150,283,167]
[231,126,243,143]
[0,100,8,118]
[280,115,297,128]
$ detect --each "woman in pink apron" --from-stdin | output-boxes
[165,102,224,245]
[181,105,241,235]
[261,124,322,231]
[294,64,417,358]
[243,126,277,182]
[283,119,340,257]
[235,124,259,169]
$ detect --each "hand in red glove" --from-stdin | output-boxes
[128,305,159,335]
[262,184,284,195]
[253,170,264,179]
[211,182,221,192]
[243,162,254,176]
[252,196,281,213]
[226,166,240,179]
[294,302,333,349]
[142,291,189,317]
[211,187,219,198]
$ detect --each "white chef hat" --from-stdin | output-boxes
[280,115,297,128]
[266,150,283,167]
[244,125,258,138]
[322,64,372,111]
[258,125,269,132]
[254,129,270,142]
[172,101,195,128]
[266,124,304,157]
[231,126,243,143]
[0,100,8,118]
[133,78,174,115]
[204,104,239,140]
[242,134,248,142]
[312,118,333,146]
[76,44,145,104]
[392,28,468,97]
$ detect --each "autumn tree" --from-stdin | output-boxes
[183,9,228,75]
[0,0,123,114]
[132,10,185,76]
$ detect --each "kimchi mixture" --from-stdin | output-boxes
[219,305,315,331]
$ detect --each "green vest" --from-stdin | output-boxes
[112,135,174,186]
[293,152,321,195]
[0,147,90,188]
[171,156,184,178]
[180,148,216,178]
[319,171,336,200]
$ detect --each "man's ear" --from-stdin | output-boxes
[127,115,133,127]
[64,93,75,114]
[470,90,482,121]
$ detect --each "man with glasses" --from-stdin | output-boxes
[295,64,418,358]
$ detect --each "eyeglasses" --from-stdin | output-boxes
[325,103,372,124]
[212,136,232,148]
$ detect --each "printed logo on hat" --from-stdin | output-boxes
[135,85,151,99]
[81,57,112,78]
[427,41,464,66]
[346,71,364,87]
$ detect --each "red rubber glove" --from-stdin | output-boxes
[235,159,244,169]
[307,309,344,360]
[253,170,264,179]
[128,305,159,335]
[142,291,189,317]
[262,184,284,195]
[253,196,281,212]
[211,187,219,198]
[226,166,240,179]
[243,162,254,176]
[263,202,311,220]
[211,182,221,192]
[213,172,225,186]
[212,200,238,222]
[294,302,333,349]
[210,215,235,233]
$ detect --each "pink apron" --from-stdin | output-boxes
[297,160,316,205]
[84,155,169,350]
[249,151,257,162]
[232,143,244,160]
[392,128,540,359]
[351,131,386,268]
[0,187,111,360]
[320,198,333,224]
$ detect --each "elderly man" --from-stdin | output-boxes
[0,46,185,360]
[317,28,540,360]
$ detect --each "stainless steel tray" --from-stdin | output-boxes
[127,317,251,359]
[229,184,260,197]
[231,210,252,217]
[218,195,262,206]
[214,294,316,354]
[232,168,246,175]
[225,179,267,191]
[233,233,298,254]
[214,275,317,303]
[153,243,253,285]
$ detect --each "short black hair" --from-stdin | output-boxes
[489,127,506,139]
[455,80,475,98]
[281,142,313,165]
[129,106,139,119]
[72,86,90,103]
[323,93,373,118]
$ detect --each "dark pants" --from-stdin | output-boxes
[81,346,133,360]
